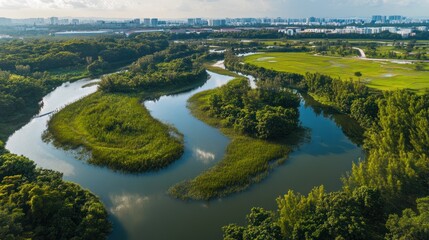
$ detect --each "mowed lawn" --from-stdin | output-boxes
[245,52,429,93]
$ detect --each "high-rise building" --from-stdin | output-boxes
[372,15,388,23]
[208,19,226,27]
[71,19,79,25]
[388,15,402,22]
[143,18,150,26]
[188,18,195,26]
[50,17,59,25]
[150,18,158,27]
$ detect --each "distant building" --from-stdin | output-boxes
[263,18,272,24]
[71,19,79,25]
[417,26,428,32]
[187,18,205,26]
[188,18,195,26]
[278,28,302,36]
[208,19,226,27]
[381,26,397,33]
[388,15,403,22]
[132,18,140,25]
[50,17,59,25]
[59,19,69,25]
[372,15,386,23]
[143,18,150,26]
[151,18,158,27]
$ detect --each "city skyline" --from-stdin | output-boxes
[1,0,429,19]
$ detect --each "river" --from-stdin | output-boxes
[6,70,363,240]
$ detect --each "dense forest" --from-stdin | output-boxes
[221,52,429,240]
[208,77,300,139]
[98,43,208,93]
[0,141,111,239]
[0,34,169,141]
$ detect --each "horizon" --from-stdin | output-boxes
[1,0,429,19]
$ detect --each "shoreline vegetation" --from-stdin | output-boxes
[244,52,429,94]
[220,50,429,239]
[0,35,170,142]
[169,65,304,200]
[44,92,185,173]
[3,33,429,239]
[45,43,210,172]
[0,141,111,239]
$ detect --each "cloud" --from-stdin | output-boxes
[194,148,215,164]
[1,0,429,18]
[110,193,149,220]
[0,0,139,10]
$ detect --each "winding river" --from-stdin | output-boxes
[6,70,363,240]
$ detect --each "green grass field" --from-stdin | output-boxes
[168,78,303,200]
[46,92,184,173]
[245,52,429,93]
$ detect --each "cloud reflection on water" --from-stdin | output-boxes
[194,148,215,164]
[110,193,150,232]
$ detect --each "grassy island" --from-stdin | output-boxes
[169,74,303,200]
[46,43,209,173]
[46,92,184,172]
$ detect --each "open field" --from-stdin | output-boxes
[245,52,429,93]
[46,92,184,173]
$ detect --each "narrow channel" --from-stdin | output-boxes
[6,70,363,240]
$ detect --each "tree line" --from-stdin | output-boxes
[0,141,111,239]
[0,34,171,141]
[208,77,300,139]
[224,51,379,129]
[222,52,429,240]
[0,35,168,73]
[98,43,208,93]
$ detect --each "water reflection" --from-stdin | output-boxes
[301,93,365,146]
[110,193,150,238]
[194,148,216,164]
[6,71,364,240]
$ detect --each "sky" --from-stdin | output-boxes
[0,0,428,19]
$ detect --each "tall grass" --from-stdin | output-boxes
[46,92,184,173]
[169,86,304,200]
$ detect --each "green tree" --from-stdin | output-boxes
[222,207,281,240]
[354,71,362,79]
[386,196,429,240]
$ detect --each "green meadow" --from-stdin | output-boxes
[245,52,429,93]
[46,92,184,173]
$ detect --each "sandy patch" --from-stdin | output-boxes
[257,57,275,61]
[381,73,396,78]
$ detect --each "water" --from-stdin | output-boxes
[6,71,363,240]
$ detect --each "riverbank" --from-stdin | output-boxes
[45,91,185,173]
[44,61,210,173]
[169,66,304,200]
[7,65,363,240]
[0,63,132,143]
